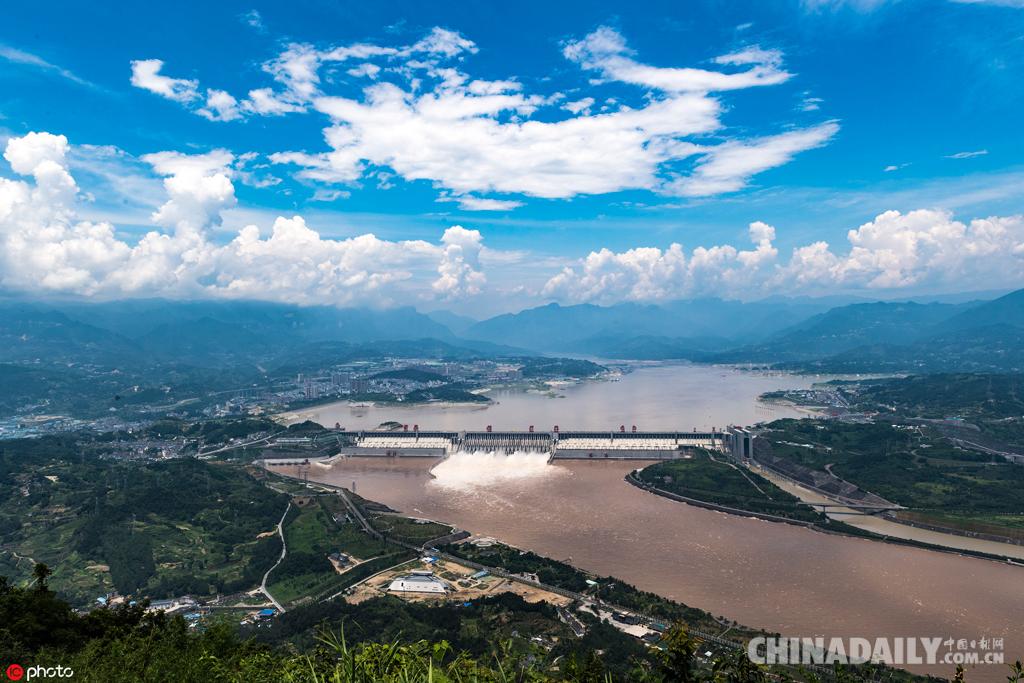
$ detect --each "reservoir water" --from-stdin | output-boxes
[274,365,1024,680]
[284,363,822,431]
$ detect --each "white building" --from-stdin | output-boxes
[387,571,449,595]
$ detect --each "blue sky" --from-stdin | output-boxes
[1,0,1023,315]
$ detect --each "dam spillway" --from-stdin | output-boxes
[331,429,731,459]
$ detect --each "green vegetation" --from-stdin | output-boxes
[852,374,1024,420]
[267,496,400,606]
[0,435,287,606]
[764,420,1024,512]
[849,374,1024,449]
[636,452,824,523]
[0,567,942,683]
[370,514,454,544]
[762,419,1024,538]
[893,510,1024,543]
[519,357,605,379]
[444,542,731,635]
[144,416,280,443]
[370,368,446,382]
[404,383,490,403]
[262,592,574,660]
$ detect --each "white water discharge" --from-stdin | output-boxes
[429,450,564,489]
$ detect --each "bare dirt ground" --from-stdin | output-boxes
[344,558,572,607]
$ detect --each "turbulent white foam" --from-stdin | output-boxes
[429,450,559,489]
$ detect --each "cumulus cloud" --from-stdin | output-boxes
[3,132,1022,307]
[543,210,1024,303]
[130,59,199,103]
[200,89,241,121]
[130,26,834,205]
[434,226,486,298]
[0,132,488,305]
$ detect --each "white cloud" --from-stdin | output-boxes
[951,0,1024,7]
[242,87,305,116]
[4,132,1022,308]
[544,210,1024,302]
[564,27,790,92]
[305,85,715,199]
[200,89,241,121]
[946,149,988,159]
[131,26,832,204]
[434,226,486,298]
[800,95,823,112]
[439,195,524,211]
[130,59,199,103]
[800,0,894,11]
[0,44,97,88]
[562,97,595,115]
[0,132,492,305]
[241,9,266,32]
[669,122,839,196]
[347,63,381,79]
[406,27,478,57]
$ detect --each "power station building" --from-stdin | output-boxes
[727,427,755,461]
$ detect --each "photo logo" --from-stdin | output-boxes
[2,665,73,681]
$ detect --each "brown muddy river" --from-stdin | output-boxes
[275,454,1024,681]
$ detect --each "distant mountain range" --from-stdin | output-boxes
[459,289,1024,372]
[0,300,525,370]
[3,288,1022,374]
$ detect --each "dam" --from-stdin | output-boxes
[322,427,732,460]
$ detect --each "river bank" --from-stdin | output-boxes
[751,463,1024,561]
[626,466,1024,565]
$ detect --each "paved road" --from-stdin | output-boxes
[259,502,291,613]
[198,431,285,458]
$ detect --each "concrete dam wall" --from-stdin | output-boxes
[329,429,730,460]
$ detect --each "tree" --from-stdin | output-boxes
[711,648,768,683]
[31,563,51,591]
[657,624,699,683]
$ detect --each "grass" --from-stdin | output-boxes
[370,515,453,543]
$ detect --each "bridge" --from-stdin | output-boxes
[805,502,904,514]
[330,427,730,460]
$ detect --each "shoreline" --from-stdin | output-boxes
[751,460,1024,561]
[277,398,492,425]
[625,464,1024,565]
